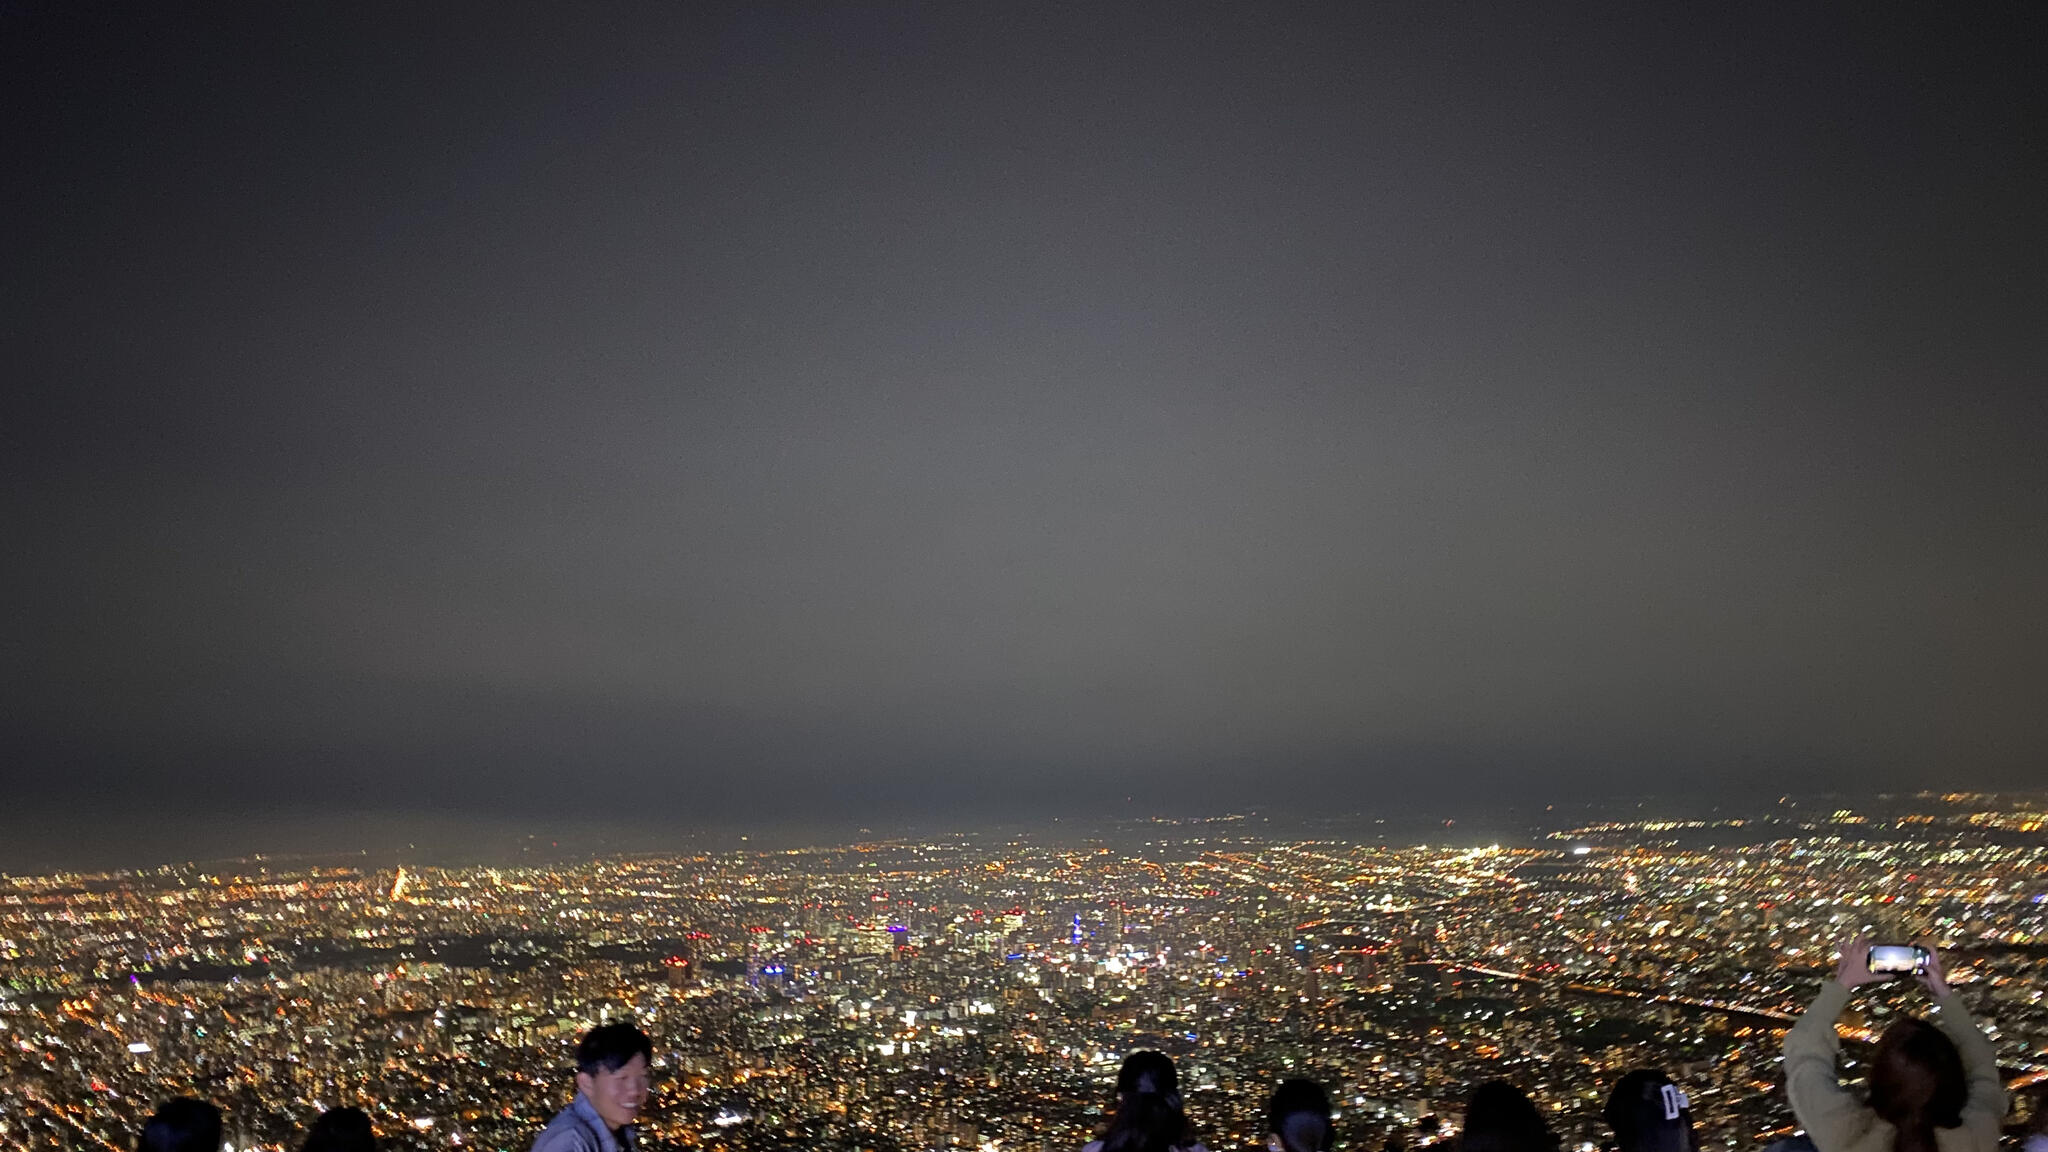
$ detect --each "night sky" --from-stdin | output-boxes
[6,3,2046,857]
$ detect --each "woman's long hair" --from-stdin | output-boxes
[1269,1078,1335,1152]
[1102,1051,1194,1152]
[1869,1017,1966,1152]
[1460,1082,1559,1152]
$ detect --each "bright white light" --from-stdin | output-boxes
[412,1118,435,1130]
[1572,845,1591,855]
[127,1042,152,1054]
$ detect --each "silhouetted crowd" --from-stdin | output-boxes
[127,940,2033,1152]
[136,1098,374,1152]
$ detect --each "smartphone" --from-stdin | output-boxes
[1867,944,1930,976]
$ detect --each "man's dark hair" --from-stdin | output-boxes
[576,1021,653,1075]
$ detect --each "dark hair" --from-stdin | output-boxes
[137,1098,222,1152]
[1269,1078,1335,1152]
[1461,1082,1558,1152]
[301,1105,377,1152]
[1603,1069,1694,1152]
[576,1021,653,1076]
[1869,1017,1966,1152]
[1103,1051,1192,1152]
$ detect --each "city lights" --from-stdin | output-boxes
[0,794,2043,1151]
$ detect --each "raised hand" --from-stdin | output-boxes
[1834,935,1887,989]
[1914,940,1951,998]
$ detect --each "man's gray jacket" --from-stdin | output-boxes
[531,1095,637,1152]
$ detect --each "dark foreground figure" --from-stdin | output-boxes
[1268,1078,1335,1152]
[1084,1050,1211,1152]
[1606,1068,1697,1152]
[301,1105,377,1151]
[1461,1081,1560,1152]
[136,1098,222,1152]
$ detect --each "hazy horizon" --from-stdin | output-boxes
[7,784,2034,876]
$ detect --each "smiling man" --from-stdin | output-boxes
[532,1021,654,1152]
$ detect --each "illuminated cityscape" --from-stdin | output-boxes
[2,793,2044,1152]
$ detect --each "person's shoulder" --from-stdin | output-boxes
[1929,1117,1995,1152]
[530,1104,601,1152]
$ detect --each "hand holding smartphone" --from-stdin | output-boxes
[1865,944,1930,976]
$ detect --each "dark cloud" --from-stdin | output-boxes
[5,3,2046,858]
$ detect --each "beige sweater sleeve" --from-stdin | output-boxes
[1931,990,2006,1134]
[1784,981,1878,1151]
